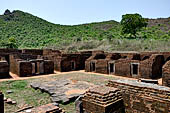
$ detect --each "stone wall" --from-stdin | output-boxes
[0,92,4,113]
[0,61,9,78]
[162,60,170,87]
[107,80,170,113]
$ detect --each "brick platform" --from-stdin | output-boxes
[107,79,170,113]
[82,85,125,113]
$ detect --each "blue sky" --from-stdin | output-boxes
[1,0,170,25]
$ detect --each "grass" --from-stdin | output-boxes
[0,72,122,113]
[49,38,170,53]
[60,102,76,113]
[0,80,51,113]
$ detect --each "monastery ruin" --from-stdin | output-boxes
[0,48,170,113]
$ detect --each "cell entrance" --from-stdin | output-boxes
[109,63,115,74]
[71,61,75,70]
[131,63,139,76]
[90,62,96,72]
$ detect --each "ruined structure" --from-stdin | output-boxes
[0,57,9,78]
[22,49,43,56]
[85,52,169,79]
[162,60,170,87]
[107,80,170,113]
[0,48,170,113]
[140,54,164,79]
[0,91,4,113]
[54,51,92,72]
[82,85,125,113]
[0,49,21,78]
[0,48,169,87]
[10,54,54,77]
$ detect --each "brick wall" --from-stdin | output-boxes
[140,54,164,79]
[82,85,125,113]
[162,60,170,87]
[114,59,140,78]
[56,53,89,72]
[0,48,21,54]
[19,61,32,77]
[22,49,43,55]
[0,61,9,78]
[107,80,170,113]
[43,49,61,55]
[44,60,54,74]
[95,60,108,74]
[0,92,4,113]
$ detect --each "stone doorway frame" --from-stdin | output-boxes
[108,61,115,75]
[90,61,96,72]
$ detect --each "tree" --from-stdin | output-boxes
[120,13,147,38]
[1,37,18,49]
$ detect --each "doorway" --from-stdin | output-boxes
[108,62,115,74]
[131,63,139,77]
[71,61,76,70]
[90,61,96,72]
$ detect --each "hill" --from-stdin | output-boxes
[0,10,170,51]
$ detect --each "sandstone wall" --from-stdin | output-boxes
[107,80,170,113]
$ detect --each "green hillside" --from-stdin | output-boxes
[0,10,170,51]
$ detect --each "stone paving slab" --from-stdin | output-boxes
[30,79,94,104]
[19,103,65,113]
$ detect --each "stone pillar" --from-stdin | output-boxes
[39,62,44,74]
[82,85,125,113]
[31,63,36,74]
[0,92,4,113]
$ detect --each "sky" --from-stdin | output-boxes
[1,0,170,25]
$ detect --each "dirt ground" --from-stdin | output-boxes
[0,70,163,113]
[0,70,162,85]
